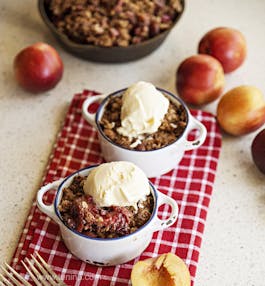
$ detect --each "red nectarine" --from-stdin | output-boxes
[198,27,247,73]
[176,54,225,105]
[14,42,63,93]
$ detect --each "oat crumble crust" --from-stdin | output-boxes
[58,175,154,238]
[100,95,187,151]
[47,0,183,47]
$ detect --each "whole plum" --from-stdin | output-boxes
[251,129,265,174]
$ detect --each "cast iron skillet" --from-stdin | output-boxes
[38,0,185,63]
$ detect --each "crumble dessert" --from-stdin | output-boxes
[46,0,183,47]
[100,91,187,151]
[58,175,154,238]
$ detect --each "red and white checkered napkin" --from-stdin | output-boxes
[11,90,222,286]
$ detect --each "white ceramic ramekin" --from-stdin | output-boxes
[37,165,179,266]
[82,88,207,177]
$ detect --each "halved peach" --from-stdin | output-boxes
[131,253,191,286]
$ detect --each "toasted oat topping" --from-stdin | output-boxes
[58,175,154,238]
[100,95,187,151]
[47,0,183,47]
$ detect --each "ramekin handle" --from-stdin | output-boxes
[151,191,179,232]
[82,94,107,128]
[37,179,64,223]
[184,115,207,151]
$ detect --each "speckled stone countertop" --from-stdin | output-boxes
[0,0,265,285]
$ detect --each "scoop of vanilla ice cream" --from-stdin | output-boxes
[83,161,150,208]
[117,81,169,138]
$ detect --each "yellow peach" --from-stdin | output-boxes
[217,86,265,136]
[131,253,191,286]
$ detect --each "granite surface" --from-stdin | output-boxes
[0,0,265,285]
